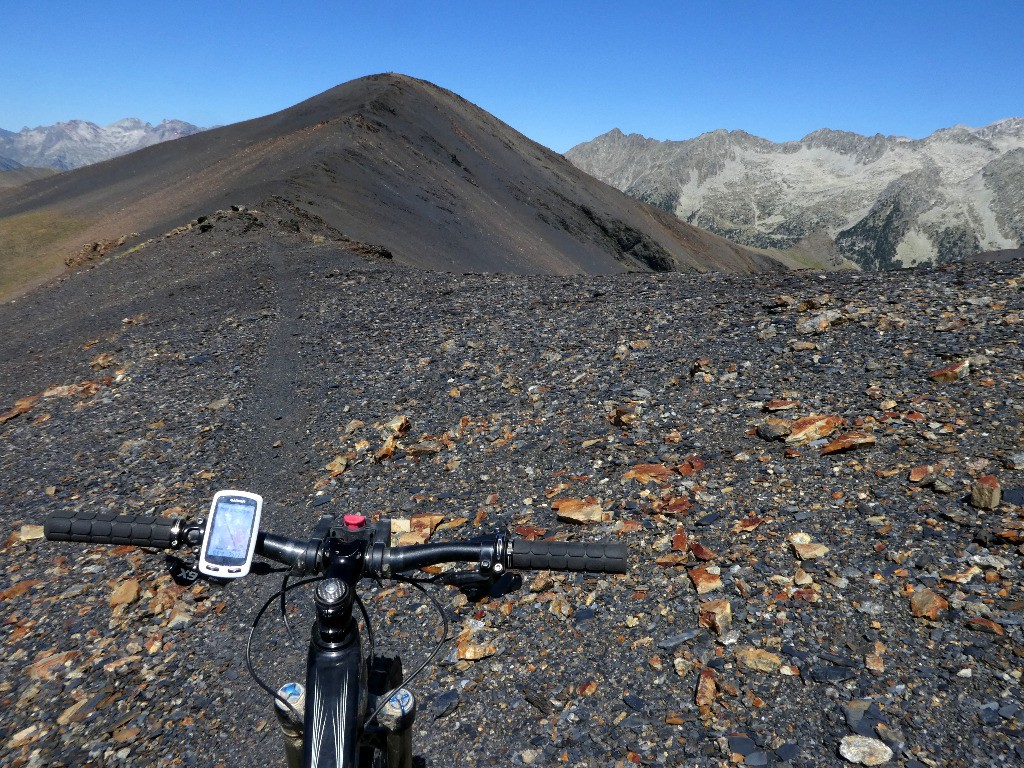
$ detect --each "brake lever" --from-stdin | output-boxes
[437,568,523,599]
[436,569,495,588]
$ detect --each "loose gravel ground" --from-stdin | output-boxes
[1,218,1023,767]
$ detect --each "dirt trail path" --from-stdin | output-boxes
[234,239,320,517]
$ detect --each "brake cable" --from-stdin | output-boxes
[246,576,322,721]
[363,574,450,727]
[280,573,296,644]
[248,545,459,730]
[250,570,444,727]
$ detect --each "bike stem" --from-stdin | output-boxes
[316,537,368,642]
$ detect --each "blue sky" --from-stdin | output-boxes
[2,1,1021,152]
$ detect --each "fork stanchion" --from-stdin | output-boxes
[274,682,305,768]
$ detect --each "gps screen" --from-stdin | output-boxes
[205,498,258,564]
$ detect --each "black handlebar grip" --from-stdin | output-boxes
[44,509,179,549]
[509,539,627,574]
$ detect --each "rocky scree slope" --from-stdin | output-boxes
[0,118,203,170]
[566,120,1024,270]
[0,221,1022,766]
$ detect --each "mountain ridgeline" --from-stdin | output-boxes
[0,75,789,300]
[565,121,1024,269]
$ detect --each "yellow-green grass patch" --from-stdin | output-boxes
[0,210,92,300]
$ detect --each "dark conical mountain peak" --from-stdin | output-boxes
[0,74,788,300]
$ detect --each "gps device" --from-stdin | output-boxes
[198,490,263,578]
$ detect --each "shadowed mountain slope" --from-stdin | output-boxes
[0,166,58,189]
[0,74,787,299]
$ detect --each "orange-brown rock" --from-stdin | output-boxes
[792,542,828,559]
[689,542,718,561]
[970,475,1001,509]
[677,455,706,475]
[731,516,766,534]
[622,463,674,484]
[695,667,717,707]
[456,635,497,660]
[909,587,948,620]
[788,532,829,560]
[909,464,940,484]
[27,650,82,681]
[655,553,688,567]
[785,415,844,445]
[109,579,141,607]
[966,617,1005,635]
[821,431,876,455]
[735,647,782,672]
[929,359,970,383]
[552,498,609,524]
[0,395,41,425]
[763,399,799,412]
[698,599,732,636]
[672,528,688,552]
[688,566,723,594]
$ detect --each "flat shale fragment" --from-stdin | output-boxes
[695,667,717,707]
[735,647,781,672]
[688,566,723,594]
[908,463,940,484]
[552,498,609,524]
[785,414,844,445]
[821,430,876,455]
[789,532,829,560]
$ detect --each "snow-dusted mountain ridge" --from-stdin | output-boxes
[0,118,203,171]
[565,119,1024,269]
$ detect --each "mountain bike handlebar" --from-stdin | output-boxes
[45,503,627,768]
[43,509,629,575]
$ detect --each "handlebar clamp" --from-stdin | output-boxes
[481,530,509,575]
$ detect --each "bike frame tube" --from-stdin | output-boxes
[303,624,365,768]
[296,531,503,767]
[302,539,370,768]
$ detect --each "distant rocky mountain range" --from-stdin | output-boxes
[566,120,1024,269]
[0,118,203,171]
